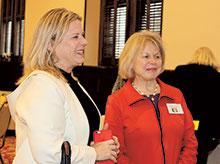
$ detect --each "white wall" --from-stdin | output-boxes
[84,0,100,66]
[163,0,220,69]
[24,0,85,58]
[85,0,220,69]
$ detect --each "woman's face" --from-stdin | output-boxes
[133,41,163,81]
[53,20,88,72]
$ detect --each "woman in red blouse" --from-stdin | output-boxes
[104,30,198,164]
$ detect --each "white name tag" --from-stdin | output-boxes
[166,103,184,114]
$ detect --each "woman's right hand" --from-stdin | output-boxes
[91,123,120,163]
[91,138,118,163]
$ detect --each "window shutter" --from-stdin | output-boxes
[0,0,25,60]
[100,0,127,65]
[115,5,126,59]
[138,0,163,34]
[100,1,115,66]
[99,0,163,66]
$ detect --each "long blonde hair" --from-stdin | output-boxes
[18,8,82,83]
[190,47,219,70]
[119,30,165,79]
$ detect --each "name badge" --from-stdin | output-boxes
[166,103,184,114]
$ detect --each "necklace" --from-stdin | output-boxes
[131,82,159,101]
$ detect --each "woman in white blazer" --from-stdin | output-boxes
[7,8,119,164]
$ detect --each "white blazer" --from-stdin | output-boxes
[7,70,101,164]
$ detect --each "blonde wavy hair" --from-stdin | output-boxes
[118,30,165,79]
[190,47,219,70]
[18,8,82,83]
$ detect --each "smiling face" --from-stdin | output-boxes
[53,20,88,73]
[133,41,162,82]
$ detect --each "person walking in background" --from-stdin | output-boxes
[7,8,119,164]
[104,30,198,164]
[173,47,220,164]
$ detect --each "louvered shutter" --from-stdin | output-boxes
[99,0,163,66]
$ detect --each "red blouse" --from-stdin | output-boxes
[105,79,198,164]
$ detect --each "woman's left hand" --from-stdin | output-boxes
[103,123,120,155]
[112,135,120,155]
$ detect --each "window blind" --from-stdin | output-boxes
[115,6,126,59]
[100,0,163,66]
[0,0,25,60]
[140,1,163,34]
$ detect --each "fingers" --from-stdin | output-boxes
[109,151,117,163]
[111,150,118,158]
[109,143,119,155]
[92,139,119,163]
[112,136,120,154]
[108,140,120,162]
[106,149,118,163]
[92,132,120,163]
[112,136,118,142]
[104,137,120,156]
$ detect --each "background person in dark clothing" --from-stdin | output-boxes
[173,47,220,164]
